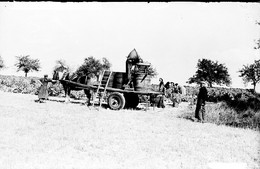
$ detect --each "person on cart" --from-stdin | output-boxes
[125,49,143,88]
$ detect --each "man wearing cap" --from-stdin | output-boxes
[37,74,56,103]
[195,81,208,122]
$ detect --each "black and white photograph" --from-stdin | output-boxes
[0,2,259,169]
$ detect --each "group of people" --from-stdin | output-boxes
[156,77,208,123]
[166,81,185,107]
[156,78,185,108]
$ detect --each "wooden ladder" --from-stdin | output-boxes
[92,70,112,108]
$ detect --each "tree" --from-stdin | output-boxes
[146,64,158,78]
[76,56,112,79]
[101,57,112,70]
[187,58,231,87]
[0,56,4,70]
[239,59,260,93]
[15,55,41,77]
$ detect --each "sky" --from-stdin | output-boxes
[0,2,260,89]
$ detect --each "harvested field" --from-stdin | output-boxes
[0,91,259,169]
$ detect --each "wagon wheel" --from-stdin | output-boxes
[124,93,139,109]
[107,92,126,110]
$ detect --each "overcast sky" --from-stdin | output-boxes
[0,2,260,88]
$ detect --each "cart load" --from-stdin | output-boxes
[58,49,162,110]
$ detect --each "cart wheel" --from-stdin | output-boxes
[107,92,126,110]
[124,93,139,109]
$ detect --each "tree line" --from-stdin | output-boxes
[187,58,260,93]
[0,55,113,79]
[0,54,259,93]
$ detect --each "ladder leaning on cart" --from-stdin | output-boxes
[92,70,112,108]
[90,70,162,110]
[92,70,127,110]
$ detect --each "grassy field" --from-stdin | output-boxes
[0,91,259,169]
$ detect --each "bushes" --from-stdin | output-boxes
[0,75,41,94]
[185,85,255,103]
[0,75,64,96]
[185,85,260,111]
[205,102,240,126]
[181,85,260,130]
[179,102,260,130]
[207,102,260,130]
[0,75,88,99]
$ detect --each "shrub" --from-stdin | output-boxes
[0,75,65,96]
[0,75,41,94]
[179,102,260,130]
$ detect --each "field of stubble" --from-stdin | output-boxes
[0,91,259,169]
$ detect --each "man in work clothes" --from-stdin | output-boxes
[125,49,143,87]
[37,74,56,103]
[195,81,208,122]
[157,78,166,108]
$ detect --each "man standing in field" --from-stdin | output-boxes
[157,78,166,108]
[195,81,208,122]
[37,74,56,103]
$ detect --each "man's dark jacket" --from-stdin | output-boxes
[197,86,208,103]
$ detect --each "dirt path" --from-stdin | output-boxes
[0,91,259,169]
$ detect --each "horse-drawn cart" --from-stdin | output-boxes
[59,69,162,110]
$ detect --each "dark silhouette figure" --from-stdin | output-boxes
[157,78,166,108]
[195,81,208,122]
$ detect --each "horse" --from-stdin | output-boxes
[52,70,92,105]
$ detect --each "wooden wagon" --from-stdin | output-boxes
[60,69,162,110]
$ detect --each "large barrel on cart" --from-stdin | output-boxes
[97,70,155,110]
[101,71,125,89]
[133,73,151,92]
[102,71,151,91]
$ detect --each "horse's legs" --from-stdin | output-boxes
[84,89,91,106]
[64,86,71,103]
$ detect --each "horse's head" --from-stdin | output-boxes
[53,70,68,81]
[53,70,59,80]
